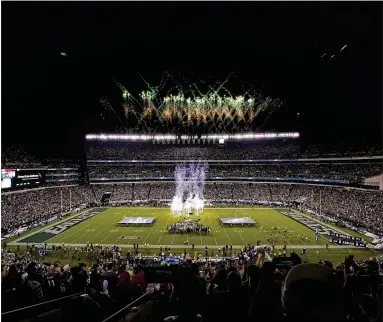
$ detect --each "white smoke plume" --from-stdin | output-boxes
[171,163,207,215]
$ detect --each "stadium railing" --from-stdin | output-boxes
[101,292,151,322]
[1,292,85,322]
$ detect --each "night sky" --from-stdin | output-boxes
[2,2,382,158]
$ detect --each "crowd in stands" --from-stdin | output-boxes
[45,170,79,184]
[302,141,382,158]
[2,243,383,322]
[2,146,41,168]
[43,159,81,169]
[87,141,302,160]
[4,141,382,166]
[88,162,382,182]
[87,140,382,160]
[1,186,93,235]
[45,171,79,177]
[305,187,383,236]
[1,245,152,317]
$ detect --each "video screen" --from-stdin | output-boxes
[1,169,16,189]
[15,171,45,188]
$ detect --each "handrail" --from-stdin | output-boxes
[1,292,85,316]
[101,292,150,322]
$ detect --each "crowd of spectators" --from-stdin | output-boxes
[88,162,382,183]
[1,186,94,235]
[86,140,382,160]
[2,146,42,168]
[87,141,302,160]
[304,186,383,236]
[43,159,80,169]
[1,246,152,317]
[302,141,382,158]
[2,244,383,322]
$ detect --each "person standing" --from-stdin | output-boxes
[22,262,44,305]
[103,263,118,296]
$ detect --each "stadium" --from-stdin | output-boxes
[4,134,383,251]
[2,3,383,322]
[3,86,383,322]
[2,132,383,320]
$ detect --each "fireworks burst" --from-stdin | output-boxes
[102,73,284,133]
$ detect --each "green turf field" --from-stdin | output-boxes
[6,206,382,266]
[15,207,332,246]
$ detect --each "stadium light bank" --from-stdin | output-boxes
[85,132,300,142]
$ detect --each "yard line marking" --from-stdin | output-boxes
[142,224,157,245]
[86,222,116,244]
[156,214,172,245]
[95,214,126,244]
[56,214,105,243]
[207,213,218,246]
[245,221,260,243]
[59,210,115,242]
[65,216,108,243]
[171,230,177,245]
[237,231,247,245]
[219,215,233,246]
[99,227,119,244]
[87,218,119,243]
[89,213,149,246]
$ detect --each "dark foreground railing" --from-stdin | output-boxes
[101,292,150,322]
[1,292,85,322]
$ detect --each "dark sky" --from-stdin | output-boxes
[2,2,382,157]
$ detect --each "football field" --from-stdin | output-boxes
[16,207,330,247]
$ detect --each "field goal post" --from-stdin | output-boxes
[101,192,112,205]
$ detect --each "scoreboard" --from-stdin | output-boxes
[1,168,80,190]
[2,169,44,189]
[13,169,45,188]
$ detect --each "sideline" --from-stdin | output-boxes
[7,242,368,249]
